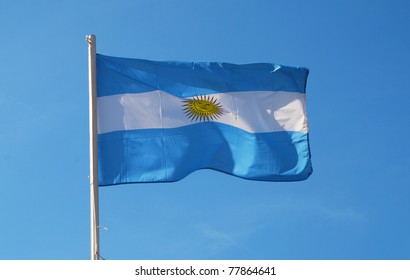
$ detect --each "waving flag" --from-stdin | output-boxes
[96,54,312,185]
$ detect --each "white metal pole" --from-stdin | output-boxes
[86,34,100,260]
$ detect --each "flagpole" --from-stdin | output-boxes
[86,34,100,260]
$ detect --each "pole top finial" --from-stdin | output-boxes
[86,34,96,44]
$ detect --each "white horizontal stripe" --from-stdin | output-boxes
[97,90,308,134]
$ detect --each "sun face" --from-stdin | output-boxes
[182,95,223,122]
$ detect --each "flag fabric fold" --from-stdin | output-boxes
[96,54,312,186]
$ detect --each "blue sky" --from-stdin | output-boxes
[0,0,409,260]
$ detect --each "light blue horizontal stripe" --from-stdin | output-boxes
[97,122,312,185]
[96,54,309,98]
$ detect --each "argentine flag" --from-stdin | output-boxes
[96,54,312,186]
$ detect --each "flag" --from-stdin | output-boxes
[96,54,312,186]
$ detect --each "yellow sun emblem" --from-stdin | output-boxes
[182,95,223,122]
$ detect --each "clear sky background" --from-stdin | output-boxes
[0,0,409,260]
